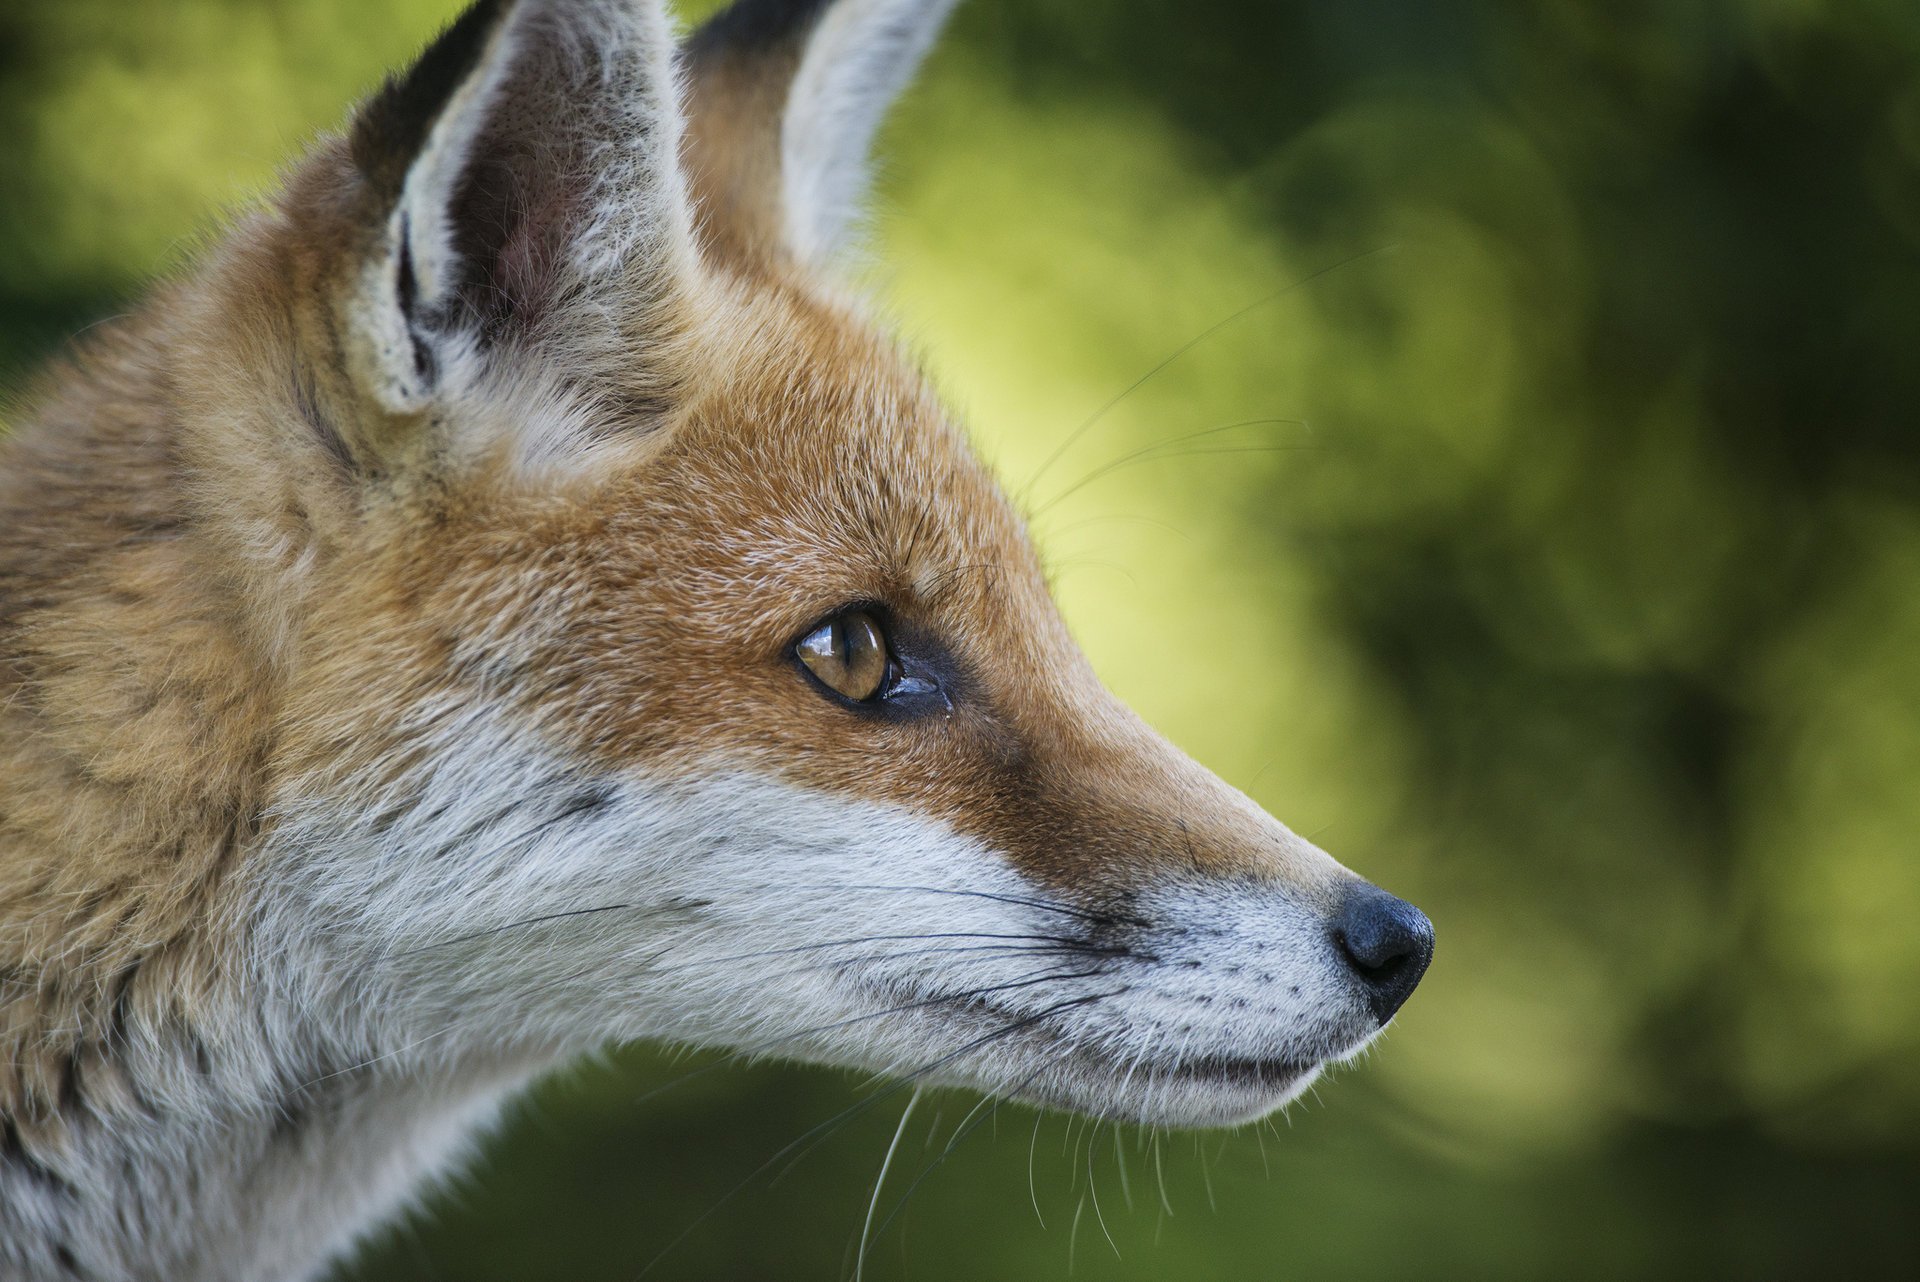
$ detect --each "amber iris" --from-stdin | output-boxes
[796,610,891,701]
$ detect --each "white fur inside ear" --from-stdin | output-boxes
[341,0,701,418]
[342,18,522,417]
[342,242,435,416]
[780,0,960,264]
[395,19,522,314]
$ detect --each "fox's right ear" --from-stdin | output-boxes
[681,0,960,270]
[326,0,701,426]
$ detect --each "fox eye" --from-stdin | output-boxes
[796,610,892,702]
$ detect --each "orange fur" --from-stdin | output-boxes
[1,4,1428,1276]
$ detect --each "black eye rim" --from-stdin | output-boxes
[790,603,954,721]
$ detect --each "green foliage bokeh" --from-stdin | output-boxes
[3,1,1918,1277]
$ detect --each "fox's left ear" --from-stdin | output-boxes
[333,0,702,424]
[681,0,961,269]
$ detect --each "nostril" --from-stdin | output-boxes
[1333,930,1407,981]
[1332,884,1435,1025]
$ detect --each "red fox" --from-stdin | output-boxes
[0,1,1433,1277]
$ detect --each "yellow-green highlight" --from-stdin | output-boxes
[3,0,1918,1276]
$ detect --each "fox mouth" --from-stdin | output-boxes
[866,978,1327,1124]
[1156,1053,1319,1089]
[1041,1041,1324,1118]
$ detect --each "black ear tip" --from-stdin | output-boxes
[686,0,834,62]
[351,0,511,203]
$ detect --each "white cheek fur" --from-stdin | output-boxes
[255,715,1377,1128]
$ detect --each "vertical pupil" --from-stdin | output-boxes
[799,612,890,701]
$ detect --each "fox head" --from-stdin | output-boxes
[213,0,1434,1134]
[0,0,1414,1184]
[0,4,1438,1272]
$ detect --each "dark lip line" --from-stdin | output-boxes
[1158,1053,1318,1088]
[876,980,1321,1092]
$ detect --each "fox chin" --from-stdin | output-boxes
[0,1,1433,1278]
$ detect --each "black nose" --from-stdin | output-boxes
[1332,884,1434,1025]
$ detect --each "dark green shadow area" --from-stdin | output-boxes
[4,1,1919,1278]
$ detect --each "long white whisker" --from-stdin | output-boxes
[854,1088,921,1282]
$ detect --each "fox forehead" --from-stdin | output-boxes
[411,283,1052,653]
[294,279,1036,725]
[658,288,1043,632]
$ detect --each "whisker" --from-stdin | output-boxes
[1197,1132,1219,1214]
[1027,1112,1048,1229]
[761,966,1115,1080]
[396,916,1093,964]
[302,938,1097,1096]
[389,877,1151,966]
[1153,1130,1173,1218]
[383,901,659,959]
[1022,244,1397,500]
[620,949,1108,1115]
[853,1088,921,1282]
[921,560,1004,599]
[643,930,1111,974]
[1048,556,1140,590]
[1087,1125,1122,1260]
[777,882,1149,929]
[863,1061,1054,1255]
[1032,417,1310,518]
[637,992,1117,1278]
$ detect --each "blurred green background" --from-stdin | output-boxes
[5,0,1920,1277]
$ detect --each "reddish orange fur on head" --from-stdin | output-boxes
[277,268,1334,902]
[1,4,1430,1277]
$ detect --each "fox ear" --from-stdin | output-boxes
[682,0,960,268]
[337,0,700,418]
